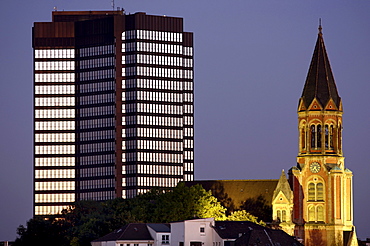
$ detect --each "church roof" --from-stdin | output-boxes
[92,223,153,242]
[300,25,341,109]
[185,180,279,210]
[272,170,293,201]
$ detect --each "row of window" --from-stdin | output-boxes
[184,162,194,172]
[125,115,184,127]
[80,142,115,153]
[134,127,183,139]
[35,121,75,130]
[80,81,115,93]
[35,193,75,203]
[126,140,183,151]
[124,54,192,67]
[124,152,183,163]
[35,109,75,119]
[35,157,75,167]
[35,61,75,71]
[302,124,339,150]
[35,169,75,179]
[276,210,289,222]
[80,117,115,129]
[80,179,115,190]
[80,130,115,141]
[184,139,194,149]
[35,97,75,107]
[184,128,194,137]
[123,29,183,43]
[80,93,115,105]
[80,191,115,201]
[35,73,75,83]
[125,91,184,102]
[35,145,75,155]
[184,116,194,125]
[35,205,69,216]
[79,45,114,58]
[80,57,114,69]
[124,42,183,55]
[35,181,75,191]
[35,49,75,59]
[184,174,193,181]
[125,79,193,91]
[80,105,115,117]
[184,104,193,113]
[132,164,183,176]
[308,205,325,222]
[184,151,194,160]
[80,154,115,165]
[125,103,183,115]
[35,85,75,94]
[124,66,193,79]
[80,69,114,81]
[80,166,115,178]
[124,176,182,188]
[35,133,75,143]
[308,182,324,201]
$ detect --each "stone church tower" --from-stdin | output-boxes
[289,25,358,246]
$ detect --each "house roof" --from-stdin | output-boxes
[300,25,341,109]
[147,223,171,232]
[235,228,303,246]
[92,223,153,242]
[214,221,265,239]
[185,180,279,209]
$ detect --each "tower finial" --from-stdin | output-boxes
[318,18,322,34]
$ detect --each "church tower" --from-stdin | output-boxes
[289,25,358,246]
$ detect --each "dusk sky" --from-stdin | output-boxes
[1,0,370,241]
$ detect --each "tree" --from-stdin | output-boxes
[223,210,266,226]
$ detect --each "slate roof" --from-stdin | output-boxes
[214,221,302,246]
[235,228,303,246]
[214,221,266,239]
[185,180,279,209]
[300,25,341,109]
[147,223,171,232]
[92,223,153,242]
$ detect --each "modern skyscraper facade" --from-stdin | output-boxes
[33,10,194,216]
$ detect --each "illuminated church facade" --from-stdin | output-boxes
[188,25,358,246]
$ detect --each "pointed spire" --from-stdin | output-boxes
[300,23,341,109]
[273,170,293,201]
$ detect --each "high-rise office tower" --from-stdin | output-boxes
[33,10,194,216]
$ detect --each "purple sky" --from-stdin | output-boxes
[1,0,370,241]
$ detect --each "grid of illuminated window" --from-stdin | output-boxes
[78,44,116,201]
[121,29,194,198]
[34,48,76,215]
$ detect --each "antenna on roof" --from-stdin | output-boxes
[112,0,115,10]
[318,18,323,34]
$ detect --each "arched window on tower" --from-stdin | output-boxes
[308,206,315,222]
[282,210,287,222]
[317,206,324,221]
[317,124,322,148]
[308,182,324,201]
[310,124,322,149]
[311,125,316,148]
[325,124,335,150]
[277,210,281,222]
[301,127,306,150]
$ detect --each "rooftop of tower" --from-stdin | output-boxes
[300,24,341,109]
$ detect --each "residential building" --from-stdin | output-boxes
[33,10,194,216]
[91,219,302,246]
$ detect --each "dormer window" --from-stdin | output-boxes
[162,235,169,244]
